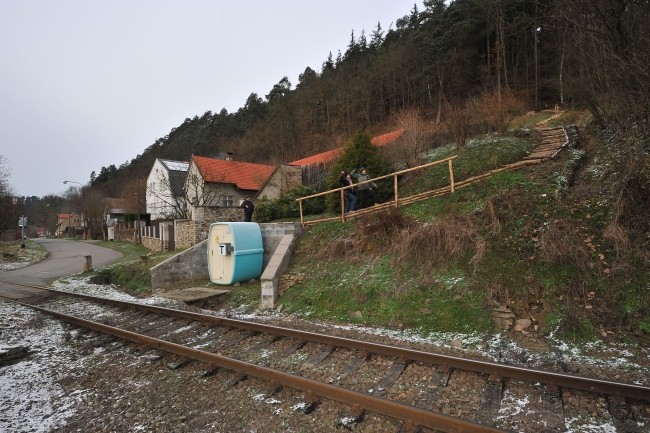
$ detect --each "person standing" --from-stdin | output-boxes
[352,167,377,208]
[241,196,255,222]
[339,171,357,212]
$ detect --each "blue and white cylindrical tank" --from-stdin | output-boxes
[207,222,264,285]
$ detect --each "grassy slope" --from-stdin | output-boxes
[276,111,649,345]
[67,110,648,346]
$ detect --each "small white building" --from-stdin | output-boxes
[146,158,189,221]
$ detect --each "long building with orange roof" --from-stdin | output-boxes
[288,128,404,183]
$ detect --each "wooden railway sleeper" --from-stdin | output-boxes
[235,334,283,361]
[132,316,175,334]
[398,420,422,433]
[329,351,370,386]
[280,340,308,356]
[606,394,645,433]
[188,326,227,348]
[336,404,365,429]
[167,357,194,370]
[197,365,221,378]
[476,374,504,427]
[300,345,336,371]
[299,393,320,414]
[371,357,410,398]
[145,318,189,338]
[266,381,283,396]
[152,320,198,343]
[227,372,248,387]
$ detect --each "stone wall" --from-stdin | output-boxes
[113,221,141,242]
[141,236,165,252]
[174,219,194,250]
[175,206,244,250]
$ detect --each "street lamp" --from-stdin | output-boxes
[63,180,86,240]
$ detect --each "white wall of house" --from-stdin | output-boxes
[146,158,187,220]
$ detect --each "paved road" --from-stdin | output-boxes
[0,239,122,300]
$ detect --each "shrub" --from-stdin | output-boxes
[325,131,391,211]
[255,184,326,222]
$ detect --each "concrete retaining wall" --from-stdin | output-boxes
[150,222,302,296]
[150,240,209,290]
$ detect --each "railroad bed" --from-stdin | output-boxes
[3,285,649,433]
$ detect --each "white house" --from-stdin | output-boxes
[146,158,189,221]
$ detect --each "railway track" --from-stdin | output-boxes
[2,284,649,432]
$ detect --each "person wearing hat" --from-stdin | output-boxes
[241,196,255,222]
[339,170,357,212]
[352,167,377,208]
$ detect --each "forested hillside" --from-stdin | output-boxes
[84,0,648,204]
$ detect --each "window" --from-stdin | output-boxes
[224,195,234,207]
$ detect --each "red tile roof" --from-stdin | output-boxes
[372,128,404,147]
[192,155,276,191]
[288,128,404,167]
[288,148,343,168]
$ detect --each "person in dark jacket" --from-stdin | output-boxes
[241,196,255,222]
[339,171,357,212]
[352,167,377,208]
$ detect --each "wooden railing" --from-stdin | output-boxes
[296,156,458,226]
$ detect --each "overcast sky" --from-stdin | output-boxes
[1,1,421,198]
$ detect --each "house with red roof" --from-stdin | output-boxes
[186,155,301,209]
[56,213,82,237]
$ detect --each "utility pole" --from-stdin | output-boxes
[19,216,27,248]
[534,26,539,111]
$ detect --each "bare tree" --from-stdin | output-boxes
[84,188,107,240]
[0,155,10,196]
[0,155,18,236]
[392,109,430,167]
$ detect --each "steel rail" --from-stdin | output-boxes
[8,298,508,433]
[5,285,650,401]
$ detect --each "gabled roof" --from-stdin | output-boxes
[192,155,276,191]
[150,159,188,197]
[288,128,404,167]
[160,159,189,172]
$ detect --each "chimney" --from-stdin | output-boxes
[226,152,234,161]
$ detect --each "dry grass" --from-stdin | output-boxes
[538,218,591,278]
[396,215,482,274]
[354,208,416,251]
[602,221,631,256]
[468,89,528,133]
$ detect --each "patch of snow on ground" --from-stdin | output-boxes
[565,416,617,433]
[0,304,87,432]
[0,260,30,272]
